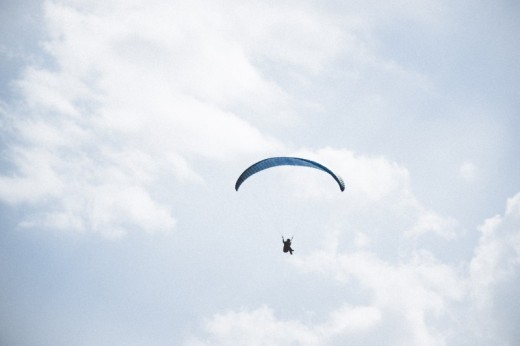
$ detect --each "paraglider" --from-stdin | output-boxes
[235,157,345,255]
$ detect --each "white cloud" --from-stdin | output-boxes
[0,147,64,204]
[288,148,459,239]
[289,249,465,345]
[187,304,381,346]
[1,0,443,239]
[188,166,520,345]
[187,187,520,345]
[228,1,345,74]
[470,192,520,307]
[188,244,466,345]
[2,0,308,236]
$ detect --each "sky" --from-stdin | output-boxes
[0,0,519,345]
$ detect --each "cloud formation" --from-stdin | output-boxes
[470,192,520,307]
[0,0,440,236]
[188,150,520,345]
[189,193,520,346]
[189,149,470,345]
[1,0,298,236]
[186,305,381,346]
[1,0,518,345]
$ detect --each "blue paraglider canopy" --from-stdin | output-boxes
[235,157,345,192]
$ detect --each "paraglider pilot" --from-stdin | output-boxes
[282,236,294,255]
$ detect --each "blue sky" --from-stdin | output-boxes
[1,0,519,345]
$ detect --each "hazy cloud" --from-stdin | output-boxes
[470,192,520,307]
[0,0,518,344]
